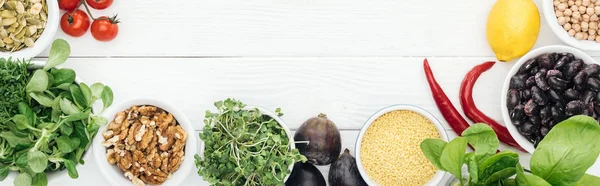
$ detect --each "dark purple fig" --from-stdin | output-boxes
[529,115,542,126]
[548,76,568,90]
[546,69,563,79]
[540,126,550,137]
[522,89,532,101]
[518,122,535,136]
[510,105,526,122]
[535,71,550,90]
[584,64,600,76]
[582,90,595,105]
[565,100,585,116]
[531,86,547,105]
[537,54,555,69]
[295,114,342,165]
[519,58,537,74]
[551,106,565,122]
[525,76,536,88]
[524,100,539,117]
[564,89,581,101]
[587,78,600,91]
[539,106,551,119]
[328,149,368,186]
[286,163,327,186]
[510,76,527,90]
[507,89,521,110]
[547,89,563,103]
[554,56,570,69]
[574,71,588,85]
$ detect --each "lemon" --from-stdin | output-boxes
[486,0,540,62]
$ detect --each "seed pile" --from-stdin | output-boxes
[553,0,600,42]
[0,0,48,52]
[507,52,600,147]
[360,110,440,186]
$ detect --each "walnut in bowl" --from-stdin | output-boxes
[93,99,197,186]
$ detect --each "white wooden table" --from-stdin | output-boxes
[2,0,597,185]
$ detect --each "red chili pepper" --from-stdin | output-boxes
[459,61,526,152]
[423,59,472,138]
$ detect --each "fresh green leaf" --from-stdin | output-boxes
[575,174,600,186]
[69,85,87,109]
[79,83,92,105]
[17,102,35,124]
[440,137,468,185]
[49,68,75,86]
[55,83,71,91]
[56,136,80,153]
[89,83,104,100]
[64,113,89,122]
[461,123,499,156]
[0,58,30,129]
[486,167,516,184]
[59,121,73,135]
[13,172,32,186]
[63,159,78,178]
[28,150,48,173]
[502,179,517,186]
[0,166,9,181]
[101,86,113,110]
[60,98,81,115]
[13,114,31,130]
[72,121,89,149]
[0,132,32,148]
[43,39,70,71]
[479,151,519,180]
[465,153,480,183]
[516,163,551,186]
[29,92,53,107]
[31,173,47,186]
[420,138,447,171]
[531,115,600,186]
[26,70,49,93]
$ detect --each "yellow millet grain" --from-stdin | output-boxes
[360,110,441,186]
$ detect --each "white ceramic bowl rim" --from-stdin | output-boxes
[500,45,598,153]
[92,98,197,186]
[197,105,296,182]
[354,104,449,186]
[542,0,600,51]
[0,0,59,60]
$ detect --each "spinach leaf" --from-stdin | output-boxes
[26,70,49,93]
[13,172,32,186]
[440,137,468,185]
[49,68,75,86]
[479,151,519,180]
[420,138,447,171]
[31,173,47,186]
[531,115,600,186]
[516,163,551,186]
[461,123,499,156]
[486,167,516,184]
[502,179,517,186]
[56,136,80,154]
[29,92,53,107]
[69,85,87,109]
[575,174,600,186]
[28,150,48,173]
[63,159,78,178]
[43,39,70,71]
[0,166,9,181]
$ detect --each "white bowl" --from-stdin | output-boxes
[355,104,449,186]
[197,106,296,182]
[0,0,60,60]
[501,45,600,176]
[543,0,600,51]
[93,99,197,186]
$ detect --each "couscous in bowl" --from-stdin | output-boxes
[355,105,449,186]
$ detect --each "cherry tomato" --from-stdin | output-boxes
[85,0,113,10]
[60,10,90,37]
[58,0,80,11]
[91,16,119,42]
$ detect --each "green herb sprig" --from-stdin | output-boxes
[421,115,600,186]
[0,39,114,186]
[195,98,306,186]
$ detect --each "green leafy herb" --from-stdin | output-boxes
[461,124,498,156]
[575,174,600,186]
[516,164,550,186]
[420,138,447,171]
[440,137,467,186]
[0,39,113,186]
[0,58,30,125]
[195,98,306,186]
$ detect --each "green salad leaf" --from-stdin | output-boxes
[195,98,306,186]
[440,137,467,186]
[516,163,551,186]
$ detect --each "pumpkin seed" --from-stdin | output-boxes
[0,0,47,52]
